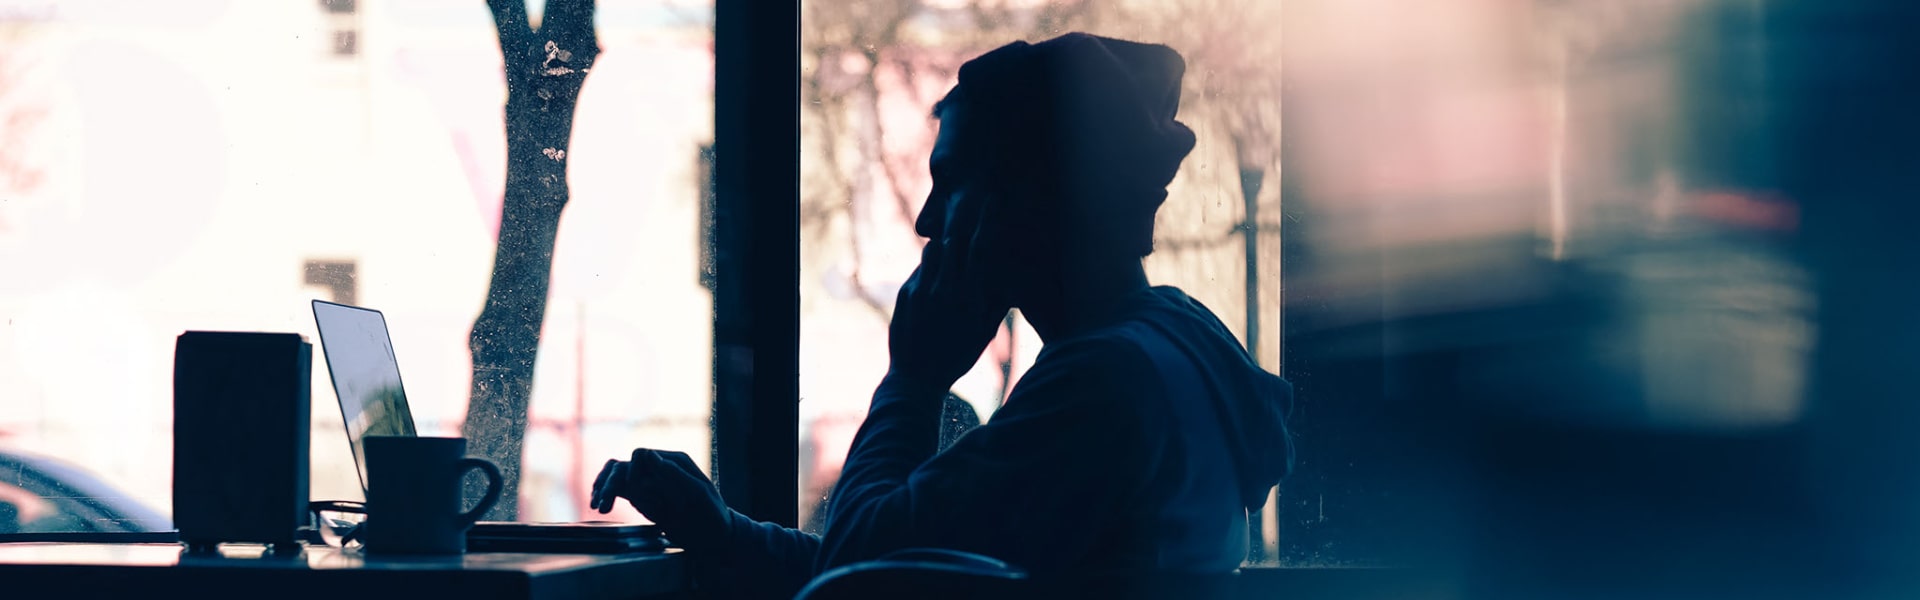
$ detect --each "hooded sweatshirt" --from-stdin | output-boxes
[817,285,1292,567]
[709,286,1292,599]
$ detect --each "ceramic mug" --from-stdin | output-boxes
[361,436,501,555]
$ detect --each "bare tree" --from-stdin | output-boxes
[801,0,925,321]
[462,0,600,520]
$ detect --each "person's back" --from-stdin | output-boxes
[1100,286,1291,573]
[856,285,1290,575]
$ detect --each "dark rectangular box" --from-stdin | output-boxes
[172,331,310,549]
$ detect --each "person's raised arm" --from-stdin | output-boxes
[817,334,1159,570]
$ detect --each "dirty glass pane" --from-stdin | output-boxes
[0,0,713,528]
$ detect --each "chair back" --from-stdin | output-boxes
[795,549,1242,600]
[794,548,1027,600]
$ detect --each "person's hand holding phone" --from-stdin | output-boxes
[887,196,1014,393]
[590,449,731,552]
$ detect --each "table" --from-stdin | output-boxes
[0,542,689,599]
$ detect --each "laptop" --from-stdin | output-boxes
[310,300,661,552]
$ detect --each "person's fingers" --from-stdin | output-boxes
[962,196,1005,301]
[934,262,961,301]
[594,462,628,514]
[608,462,634,513]
[590,467,609,512]
[894,265,925,309]
[916,236,950,296]
[590,458,618,511]
[592,459,613,492]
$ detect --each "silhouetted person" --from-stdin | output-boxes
[591,33,1293,599]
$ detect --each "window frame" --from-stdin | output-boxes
[711,0,802,528]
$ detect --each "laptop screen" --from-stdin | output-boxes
[312,300,417,491]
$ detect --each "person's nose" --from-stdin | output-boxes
[916,189,949,239]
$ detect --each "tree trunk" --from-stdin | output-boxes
[463,0,599,521]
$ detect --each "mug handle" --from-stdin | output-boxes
[456,457,504,526]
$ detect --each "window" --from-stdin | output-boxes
[0,0,715,528]
[795,0,1832,573]
[332,30,359,57]
[320,0,360,58]
[796,0,1283,559]
[303,259,359,305]
[3,1,1893,588]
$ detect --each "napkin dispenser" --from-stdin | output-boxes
[172,331,310,553]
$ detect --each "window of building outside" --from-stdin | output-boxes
[0,0,715,532]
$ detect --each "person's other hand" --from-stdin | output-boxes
[887,237,1012,390]
[590,449,731,551]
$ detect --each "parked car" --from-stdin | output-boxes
[0,448,171,534]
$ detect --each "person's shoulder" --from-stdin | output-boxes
[1026,325,1163,391]
[1039,322,1154,360]
[998,328,1164,442]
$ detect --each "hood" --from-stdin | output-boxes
[1131,286,1294,509]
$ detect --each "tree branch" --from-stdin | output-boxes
[487,0,534,63]
[860,53,927,228]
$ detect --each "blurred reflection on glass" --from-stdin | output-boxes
[1279,0,1919,595]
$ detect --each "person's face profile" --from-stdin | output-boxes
[920,101,1022,298]
[919,101,974,244]
[920,99,1059,310]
